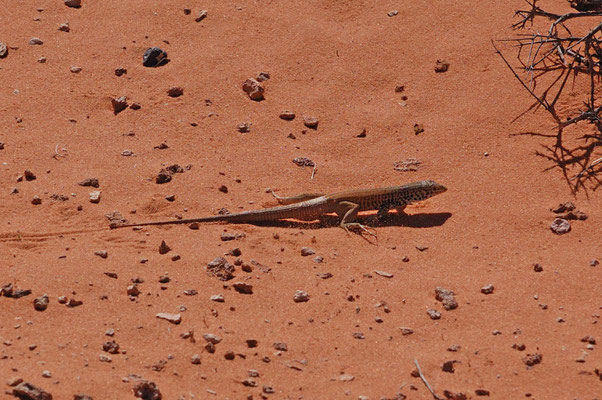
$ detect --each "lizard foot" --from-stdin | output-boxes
[342,223,377,238]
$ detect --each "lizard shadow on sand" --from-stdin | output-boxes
[241,212,452,230]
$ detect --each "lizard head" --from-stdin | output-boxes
[405,180,447,201]
[421,180,447,196]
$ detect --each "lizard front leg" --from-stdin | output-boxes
[396,204,407,215]
[376,203,391,220]
[376,203,406,220]
[337,201,377,237]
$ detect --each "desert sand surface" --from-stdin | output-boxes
[1,1,601,399]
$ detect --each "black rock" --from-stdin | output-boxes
[143,47,168,67]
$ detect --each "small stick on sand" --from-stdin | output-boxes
[414,359,443,400]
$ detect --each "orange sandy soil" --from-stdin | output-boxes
[1,1,601,399]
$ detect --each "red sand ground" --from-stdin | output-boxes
[1,1,600,399]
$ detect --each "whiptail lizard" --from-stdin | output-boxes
[110,180,447,235]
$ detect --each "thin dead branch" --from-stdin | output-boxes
[496,0,602,192]
[414,359,443,400]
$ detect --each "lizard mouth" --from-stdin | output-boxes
[422,180,447,195]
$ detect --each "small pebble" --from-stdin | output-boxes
[435,59,450,72]
[31,196,42,205]
[550,218,571,234]
[293,290,310,303]
[58,22,70,32]
[481,284,494,294]
[158,240,171,254]
[242,379,257,387]
[70,65,82,73]
[29,37,44,45]
[300,247,315,256]
[0,42,8,58]
[111,96,128,114]
[79,178,99,187]
[210,294,224,302]
[273,342,287,351]
[203,333,222,344]
[576,351,588,363]
[142,47,168,67]
[24,169,36,180]
[279,110,295,120]
[257,71,270,81]
[195,10,208,22]
[167,86,184,97]
[374,270,394,278]
[64,0,81,8]
[512,343,526,351]
[435,287,458,310]
[33,295,49,311]
[156,312,181,324]
[237,122,250,133]
[303,116,319,129]
[126,284,139,297]
[102,340,120,354]
[242,78,264,101]
[523,353,542,366]
[94,250,108,259]
[6,377,23,387]
[89,191,101,203]
[67,298,83,307]
[233,282,253,294]
[427,309,441,320]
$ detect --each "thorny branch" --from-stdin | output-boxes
[495,0,602,193]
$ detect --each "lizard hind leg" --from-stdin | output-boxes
[337,201,377,237]
[269,189,325,205]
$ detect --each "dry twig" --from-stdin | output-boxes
[495,0,602,192]
[52,144,67,160]
[414,359,443,400]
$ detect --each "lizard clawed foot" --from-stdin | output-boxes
[342,223,378,238]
